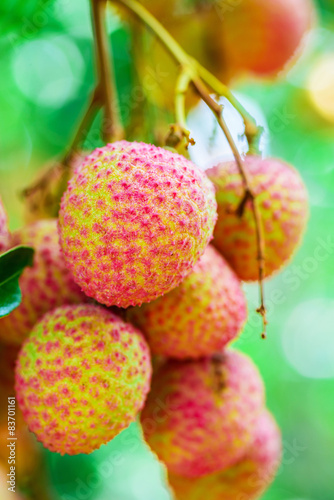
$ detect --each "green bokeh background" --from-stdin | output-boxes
[1,0,334,499]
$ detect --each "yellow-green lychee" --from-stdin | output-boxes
[15,304,152,455]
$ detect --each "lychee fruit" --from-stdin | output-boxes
[0,219,87,346]
[128,245,246,359]
[207,156,308,281]
[169,409,282,500]
[140,350,265,478]
[15,304,152,455]
[0,195,9,253]
[214,0,315,78]
[58,141,217,308]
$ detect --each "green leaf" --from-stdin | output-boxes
[0,246,35,318]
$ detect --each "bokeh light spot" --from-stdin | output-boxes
[12,34,84,108]
[307,54,334,122]
[282,298,334,379]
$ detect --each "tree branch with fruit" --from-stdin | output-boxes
[0,0,313,498]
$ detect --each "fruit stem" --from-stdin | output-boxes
[175,68,192,130]
[90,0,124,142]
[191,77,267,338]
[113,0,260,150]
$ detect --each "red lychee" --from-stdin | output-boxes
[207,156,308,281]
[169,409,282,500]
[58,141,217,308]
[140,350,265,478]
[215,0,315,78]
[128,245,246,359]
[0,219,87,345]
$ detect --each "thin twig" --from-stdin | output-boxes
[113,0,259,148]
[192,78,267,338]
[90,0,124,141]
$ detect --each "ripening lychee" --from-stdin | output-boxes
[140,350,265,478]
[169,409,282,500]
[15,304,152,455]
[212,0,315,78]
[58,141,217,308]
[207,156,308,281]
[0,195,9,253]
[0,219,87,346]
[128,245,246,359]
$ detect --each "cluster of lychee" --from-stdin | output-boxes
[0,140,308,499]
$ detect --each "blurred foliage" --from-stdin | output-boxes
[1,0,334,499]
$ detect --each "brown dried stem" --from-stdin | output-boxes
[91,0,124,142]
[22,0,124,209]
[192,78,267,338]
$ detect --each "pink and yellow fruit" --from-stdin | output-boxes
[129,245,246,359]
[141,350,265,478]
[0,219,87,345]
[213,0,315,78]
[207,156,308,281]
[0,195,9,253]
[169,409,282,500]
[59,141,217,308]
[15,304,152,455]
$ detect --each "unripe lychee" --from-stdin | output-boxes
[140,350,265,478]
[0,219,87,345]
[128,245,246,359]
[213,0,315,77]
[207,156,308,281]
[59,141,217,308]
[0,195,9,253]
[169,409,282,500]
[15,304,152,455]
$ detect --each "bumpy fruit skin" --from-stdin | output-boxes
[0,219,87,345]
[215,0,315,77]
[0,195,9,253]
[15,304,152,455]
[141,350,265,478]
[207,156,308,281]
[59,141,217,308]
[169,409,282,500]
[128,245,246,359]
